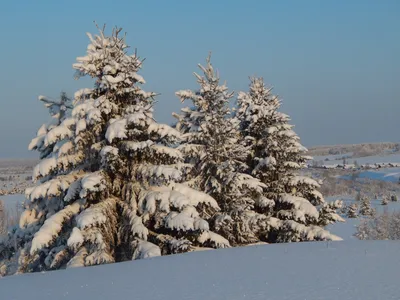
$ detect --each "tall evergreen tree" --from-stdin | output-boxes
[236,77,342,242]
[173,55,271,245]
[0,27,227,275]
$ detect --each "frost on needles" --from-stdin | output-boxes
[174,55,282,245]
[0,27,227,275]
[236,77,343,242]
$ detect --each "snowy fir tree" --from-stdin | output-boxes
[235,77,342,242]
[381,195,389,206]
[173,55,271,245]
[0,91,74,272]
[0,26,229,275]
[346,203,358,218]
[359,195,374,217]
[317,200,344,227]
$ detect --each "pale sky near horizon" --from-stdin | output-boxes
[0,0,399,158]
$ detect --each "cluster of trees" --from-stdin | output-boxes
[346,192,398,219]
[356,209,400,240]
[0,26,343,275]
[346,194,376,218]
[351,192,400,240]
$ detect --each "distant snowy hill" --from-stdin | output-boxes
[308,142,400,158]
[1,240,399,300]
[341,167,400,183]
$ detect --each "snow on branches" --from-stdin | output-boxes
[0,27,343,276]
[236,77,342,243]
[0,26,229,276]
[173,55,273,245]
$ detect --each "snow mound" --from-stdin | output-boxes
[1,241,400,299]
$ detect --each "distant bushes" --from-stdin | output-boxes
[309,142,400,158]
[356,209,400,240]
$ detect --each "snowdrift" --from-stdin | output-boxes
[1,240,399,299]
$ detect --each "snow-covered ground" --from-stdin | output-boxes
[327,218,359,240]
[1,155,399,299]
[1,240,399,300]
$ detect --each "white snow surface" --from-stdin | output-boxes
[1,240,400,299]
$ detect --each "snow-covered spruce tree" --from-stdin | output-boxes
[173,55,270,245]
[1,27,228,275]
[359,195,374,217]
[0,92,73,271]
[317,199,344,227]
[346,203,358,218]
[235,77,342,242]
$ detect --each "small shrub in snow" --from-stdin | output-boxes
[346,203,358,218]
[381,195,389,206]
[359,195,375,217]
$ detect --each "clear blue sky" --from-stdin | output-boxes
[0,0,399,158]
